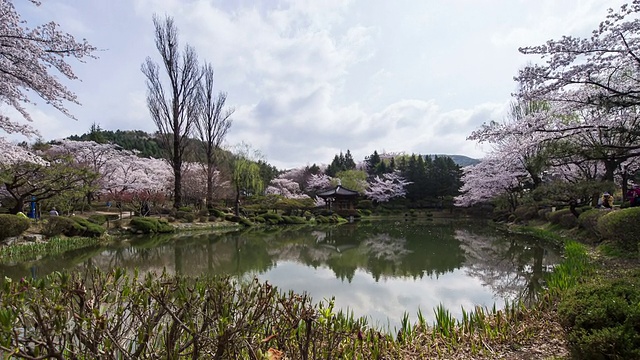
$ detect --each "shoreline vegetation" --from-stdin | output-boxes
[0,211,638,358]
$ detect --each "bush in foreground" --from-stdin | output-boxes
[558,271,640,359]
[597,207,640,251]
[0,214,31,241]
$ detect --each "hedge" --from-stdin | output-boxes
[547,208,578,229]
[41,216,106,238]
[597,207,640,251]
[129,217,175,234]
[577,209,608,240]
[0,214,31,241]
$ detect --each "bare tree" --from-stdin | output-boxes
[141,15,201,208]
[195,63,234,208]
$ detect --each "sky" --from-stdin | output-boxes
[7,0,628,169]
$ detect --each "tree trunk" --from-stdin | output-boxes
[235,188,240,216]
[11,199,25,215]
[206,162,214,208]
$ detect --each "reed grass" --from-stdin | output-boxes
[0,236,103,264]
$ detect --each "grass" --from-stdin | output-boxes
[0,236,103,264]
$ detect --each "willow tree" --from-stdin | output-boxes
[195,62,234,208]
[232,145,264,216]
[141,15,201,208]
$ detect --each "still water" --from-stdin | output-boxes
[0,218,561,331]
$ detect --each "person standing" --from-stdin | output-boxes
[602,193,613,209]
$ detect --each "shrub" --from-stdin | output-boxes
[178,206,193,212]
[547,208,578,229]
[282,216,307,224]
[358,209,372,216]
[0,214,31,241]
[182,213,196,223]
[42,216,79,238]
[87,214,107,225]
[513,205,539,221]
[262,213,284,224]
[577,209,607,239]
[597,207,640,251]
[129,217,175,234]
[224,215,253,227]
[70,217,106,237]
[558,273,640,359]
[209,208,227,218]
[357,199,373,209]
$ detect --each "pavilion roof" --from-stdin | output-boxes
[317,185,359,198]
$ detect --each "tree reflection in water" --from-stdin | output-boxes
[456,229,561,304]
[1,220,561,309]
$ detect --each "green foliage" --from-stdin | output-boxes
[209,208,228,218]
[359,209,372,216]
[281,216,307,224]
[577,209,607,239]
[546,241,591,294]
[70,216,106,237]
[357,199,373,209]
[325,150,356,177]
[262,212,284,224]
[129,217,175,234]
[68,129,165,158]
[558,272,640,359]
[87,214,107,225]
[597,207,640,252]
[0,268,382,359]
[334,169,367,193]
[0,214,31,241]
[547,208,578,229]
[513,205,539,221]
[42,216,80,238]
[42,216,105,238]
[224,215,253,226]
[1,153,98,214]
[532,180,611,207]
[0,236,102,264]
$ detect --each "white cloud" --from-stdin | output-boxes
[6,0,626,169]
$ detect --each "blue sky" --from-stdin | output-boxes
[9,0,626,169]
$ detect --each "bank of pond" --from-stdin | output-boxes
[0,212,639,358]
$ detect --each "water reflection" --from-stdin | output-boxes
[0,219,561,330]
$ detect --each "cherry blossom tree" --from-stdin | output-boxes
[0,0,96,138]
[265,177,311,200]
[101,152,173,215]
[0,138,46,166]
[306,173,332,193]
[516,2,640,112]
[365,171,411,203]
[1,152,97,214]
[454,156,529,212]
[514,2,640,171]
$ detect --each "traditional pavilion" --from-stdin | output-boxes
[316,185,359,214]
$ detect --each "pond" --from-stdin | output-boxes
[0,218,561,331]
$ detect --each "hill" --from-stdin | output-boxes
[426,154,480,167]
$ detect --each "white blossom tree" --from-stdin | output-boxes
[0,0,96,138]
[365,171,411,203]
[265,177,311,200]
